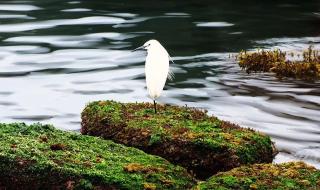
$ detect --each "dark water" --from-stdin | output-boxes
[0,0,319,168]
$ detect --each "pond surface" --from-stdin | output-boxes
[0,0,319,168]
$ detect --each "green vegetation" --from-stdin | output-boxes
[238,46,320,80]
[81,101,275,179]
[195,162,320,190]
[0,123,195,189]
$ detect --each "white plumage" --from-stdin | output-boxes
[145,40,169,99]
[133,39,174,113]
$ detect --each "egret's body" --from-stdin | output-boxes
[133,39,173,113]
[145,41,169,100]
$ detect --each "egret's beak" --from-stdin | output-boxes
[132,45,145,52]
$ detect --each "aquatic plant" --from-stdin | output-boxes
[238,46,320,80]
[238,49,286,73]
[195,162,320,189]
[0,123,195,189]
[81,100,275,179]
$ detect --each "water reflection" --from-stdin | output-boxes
[0,0,319,168]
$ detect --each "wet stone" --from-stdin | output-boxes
[195,162,320,189]
[0,123,195,189]
[81,100,276,179]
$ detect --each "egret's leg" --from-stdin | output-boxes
[153,100,157,114]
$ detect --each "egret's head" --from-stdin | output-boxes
[132,39,160,52]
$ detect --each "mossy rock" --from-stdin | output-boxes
[81,101,275,179]
[0,123,195,189]
[195,162,320,190]
[238,47,320,80]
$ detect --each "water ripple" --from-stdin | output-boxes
[61,8,91,12]
[0,16,126,32]
[195,22,234,27]
[0,14,35,19]
[0,4,41,11]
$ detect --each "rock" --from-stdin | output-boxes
[0,123,195,189]
[195,162,320,189]
[81,100,276,179]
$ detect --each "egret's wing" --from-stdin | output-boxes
[168,55,175,81]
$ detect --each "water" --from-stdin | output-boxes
[0,0,319,168]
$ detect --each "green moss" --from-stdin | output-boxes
[195,162,320,190]
[221,176,238,187]
[238,46,320,80]
[0,123,195,189]
[81,101,275,179]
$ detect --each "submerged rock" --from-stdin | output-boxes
[81,100,276,179]
[238,46,320,80]
[0,123,195,189]
[195,162,320,189]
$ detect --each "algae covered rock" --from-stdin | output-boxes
[0,123,195,189]
[195,162,320,190]
[81,101,275,179]
[238,49,286,73]
[238,47,320,80]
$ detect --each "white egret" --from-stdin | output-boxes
[132,39,174,113]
